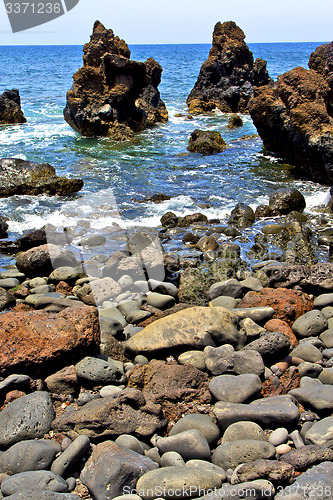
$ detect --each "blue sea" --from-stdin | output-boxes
[0,42,331,267]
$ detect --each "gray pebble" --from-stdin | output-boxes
[51,436,90,477]
[160,451,185,467]
[169,414,220,445]
[99,385,123,398]
[1,471,69,496]
[115,435,145,455]
[319,329,333,348]
[0,440,60,475]
[212,440,276,469]
[156,429,210,461]
[298,362,323,378]
[291,343,323,363]
[222,421,267,443]
[292,310,328,338]
[269,427,288,446]
[75,357,126,384]
[209,374,262,403]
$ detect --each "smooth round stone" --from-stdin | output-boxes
[323,348,333,359]
[209,296,237,309]
[276,444,292,455]
[300,376,322,388]
[29,277,48,289]
[231,306,275,323]
[115,435,145,455]
[212,440,276,470]
[126,310,152,324]
[118,300,141,317]
[99,385,123,398]
[115,291,132,302]
[147,292,175,310]
[134,355,149,365]
[1,269,26,281]
[0,440,59,475]
[66,477,76,491]
[328,317,333,329]
[79,235,106,247]
[222,421,267,443]
[169,414,220,445]
[51,436,90,477]
[239,277,263,292]
[160,451,185,467]
[185,460,226,481]
[49,267,83,282]
[0,278,20,289]
[319,329,333,348]
[1,470,69,496]
[209,374,262,403]
[262,224,284,235]
[304,416,333,446]
[291,310,328,338]
[25,293,49,305]
[31,284,55,294]
[269,428,288,446]
[113,495,142,500]
[75,357,125,384]
[318,368,333,385]
[314,293,333,308]
[291,343,323,363]
[148,280,178,298]
[322,306,333,319]
[117,275,134,289]
[298,362,323,378]
[178,351,206,370]
[155,429,210,461]
[196,236,218,252]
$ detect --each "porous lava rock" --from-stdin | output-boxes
[187,129,228,154]
[187,21,271,114]
[0,158,83,197]
[0,89,26,124]
[64,21,168,140]
[249,42,333,184]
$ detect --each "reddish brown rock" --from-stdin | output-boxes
[261,367,300,398]
[55,281,72,295]
[237,288,313,325]
[264,319,299,347]
[45,365,79,396]
[127,360,211,428]
[0,304,100,376]
[3,390,26,406]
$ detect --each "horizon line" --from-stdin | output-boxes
[0,40,329,47]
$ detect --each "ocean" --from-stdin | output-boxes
[0,42,331,268]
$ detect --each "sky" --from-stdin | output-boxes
[0,0,332,45]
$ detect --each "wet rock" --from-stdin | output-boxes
[155,429,211,461]
[0,216,8,238]
[209,374,262,403]
[0,391,55,447]
[52,389,167,439]
[212,439,276,469]
[78,235,106,247]
[0,439,59,474]
[16,244,78,278]
[80,440,158,500]
[228,114,243,128]
[281,445,333,471]
[196,236,219,252]
[0,89,26,124]
[269,189,306,215]
[237,288,313,325]
[124,306,244,355]
[187,129,228,154]
[222,421,267,443]
[136,465,223,499]
[228,203,255,228]
[1,471,68,495]
[213,395,300,429]
[0,159,82,197]
[64,21,167,139]
[187,21,271,114]
[231,459,294,486]
[169,414,220,445]
[0,304,99,376]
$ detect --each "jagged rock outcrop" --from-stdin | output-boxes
[64,21,168,140]
[0,158,83,197]
[186,21,271,114]
[0,89,26,124]
[249,41,333,185]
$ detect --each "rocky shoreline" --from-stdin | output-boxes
[0,188,332,499]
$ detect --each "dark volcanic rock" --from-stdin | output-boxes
[0,158,83,197]
[16,244,78,278]
[0,216,8,238]
[269,188,306,214]
[228,203,255,228]
[186,21,271,114]
[64,21,168,139]
[0,89,26,124]
[267,262,333,293]
[187,129,228,154]
[249,43,333,184]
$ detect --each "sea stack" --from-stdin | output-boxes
[0,89,26,124]
[64,21,168,140]
[249,41,333,185]
[186,21,271,115]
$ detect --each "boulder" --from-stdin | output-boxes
[186,21,271,114]
[0,216,8,237]
[187,129,228,154]
[249,43,333,184]
[124,306,244,355]
[0,287,15,311]
[228,203,255,228]
[0,89,26,124]
[64,21,167,139]
[267,262,333,293]
[52,388,167,439]
[0,304,100,376]
[0,159,83,197]
[0,439,59,474]
[269,189,306,215]
[16,244,78,278]
[80,440,158,500]
[237,288,313,325]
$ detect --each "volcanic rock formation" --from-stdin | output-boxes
[0,89,26,124]
[186,21,271,114]
[249,41,333,185]
[64,21,168,140]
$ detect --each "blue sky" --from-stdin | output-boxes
[0,0,332,45]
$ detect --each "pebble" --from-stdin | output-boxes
[314,293,333,308]
[292,309,328,338]
[209,374,262,403]
[222,421,267,443]
[1,471,69,495]
[0,440,59,475]
[276,443,292,455]
[178,350,206,370]
[169,414,220,445]
[291,342,323,362]
[147,292,175,310]
[319,328,333,348]
[115,435,145,455]
[298,361,323,378]
[75,357,126,384]
[268,427,289,446]
[155,429,211,461]
[160,451,185,467]
[0,278,20,289]
[212,439,276,469]
[209,296,237,309]
[134,355,149,365]
[51,435,90,477]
